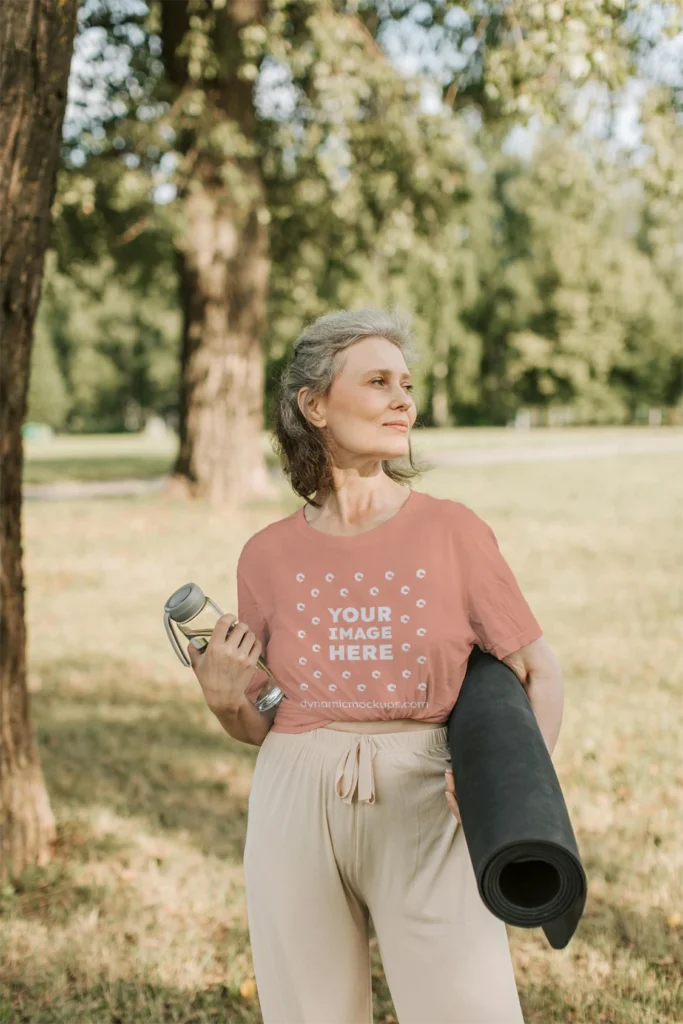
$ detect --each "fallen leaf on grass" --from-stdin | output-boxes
[240,978,256,999]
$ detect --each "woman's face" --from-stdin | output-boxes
[299,335,417,466]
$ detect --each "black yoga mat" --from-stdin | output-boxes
[446,644,587,950]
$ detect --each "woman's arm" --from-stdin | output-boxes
[455,503,562,751]
[211,694,277,747]
[502,636,564,756]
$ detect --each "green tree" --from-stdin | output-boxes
[31,249,181,433]
[61,0,660,500]
[463,134,680,424]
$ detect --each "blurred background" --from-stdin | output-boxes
[3,1,683,1022]
[24,0,683,454]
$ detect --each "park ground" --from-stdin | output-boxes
[1,425,682,1023]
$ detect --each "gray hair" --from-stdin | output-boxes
[270,306,435,508]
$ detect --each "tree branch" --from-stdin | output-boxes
[444,16,490,109]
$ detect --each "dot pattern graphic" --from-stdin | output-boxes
[289,566,431,696]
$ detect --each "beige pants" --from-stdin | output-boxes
[244,725,525,1024]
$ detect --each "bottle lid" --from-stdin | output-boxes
[164,583,205,623]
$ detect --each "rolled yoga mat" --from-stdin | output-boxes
[446,644,587,950]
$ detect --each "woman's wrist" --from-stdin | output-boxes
[212,694,275,746]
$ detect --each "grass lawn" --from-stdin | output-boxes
[2,430,682,1023]
[22,425,680,484]
[22,433,177,485]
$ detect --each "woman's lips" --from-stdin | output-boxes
[384,423,408,431]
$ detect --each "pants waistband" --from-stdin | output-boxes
[265,725,449,805]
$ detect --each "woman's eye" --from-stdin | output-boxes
[372,378,414,392]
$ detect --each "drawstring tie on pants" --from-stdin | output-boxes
[334,734,378,804]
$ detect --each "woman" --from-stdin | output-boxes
[192,307,553,1023]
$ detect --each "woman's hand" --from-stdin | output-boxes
[186,613,262,715]
[445,768,461,823]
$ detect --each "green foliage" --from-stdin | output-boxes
[32,251,181,432]
[472,135,681,422]
[33,0,682,433]
[26,309,70,430]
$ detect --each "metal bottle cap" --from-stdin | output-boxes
[164,583,205,623]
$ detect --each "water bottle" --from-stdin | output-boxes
[163,582,285,713]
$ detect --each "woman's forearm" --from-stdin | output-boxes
[211,694,275,746]
[526,670,564,757]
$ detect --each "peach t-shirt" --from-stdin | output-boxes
[237,488,543,734]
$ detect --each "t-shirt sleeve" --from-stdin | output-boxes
[236,565,272,704]
[459,506,543,660]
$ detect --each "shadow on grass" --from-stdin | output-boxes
[0,973,263,1024]
[511,842,683,1022]
[15,660,682,1024]
[22,456,175,485]
[22,450,284,486]
[1,854,399,1024]
[32,658,259,864]
[578,845,683,982]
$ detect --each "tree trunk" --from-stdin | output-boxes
[0,0,79,884]
[168,178,276,510]
[160,0,278,512]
